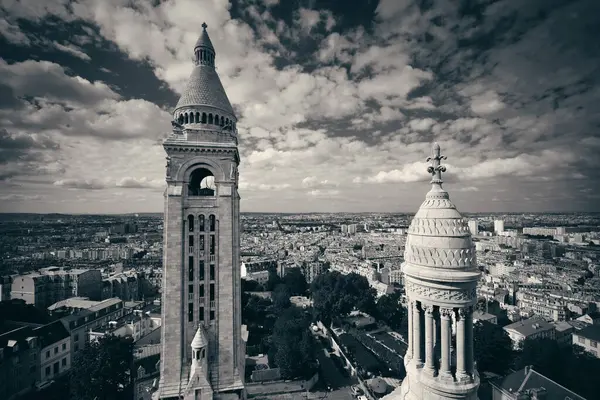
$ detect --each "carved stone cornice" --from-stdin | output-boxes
[407,217,471,236]
[405,281,477,303]
[404,246,476,268]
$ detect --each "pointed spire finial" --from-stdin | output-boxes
[202,22,208,31]
[426,142,447,186]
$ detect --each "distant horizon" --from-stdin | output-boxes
[1,211,599,216]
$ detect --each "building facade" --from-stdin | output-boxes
[384,143,480,400]
[572,325,600,358]
[157,24,246,400]
[11,267,102,309]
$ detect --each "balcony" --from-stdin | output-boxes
[209,301,216,309]
[209,255,215,262]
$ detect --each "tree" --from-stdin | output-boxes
[272,283,292,311]
[69,335,133,400]
[473,321,513,374]
[310,271,377,325]
[265,267,282,291]
[268,307,316,379]
[375,291,404,330]
[283,267,308,296]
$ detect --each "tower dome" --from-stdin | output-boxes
[173,23,236,133]
[387,142,480,400]
[402,142,479,286]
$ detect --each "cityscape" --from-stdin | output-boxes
[1,1,600,400]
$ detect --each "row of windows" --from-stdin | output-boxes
[188,304,216,322]
[176,111,236,131]
[45,343,67,359]
[187,263,216,284]
[188,235,216,254]
[188,214,216,232]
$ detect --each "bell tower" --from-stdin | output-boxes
[158,23,246,400]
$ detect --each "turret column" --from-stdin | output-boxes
[465,306,474,376]
[406,299,413,362]
[439,307,453,379]
[456,308,468,379]
[412,301,423,366]
[424,305,436,374]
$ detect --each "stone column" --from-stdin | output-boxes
[456,308,468,379]
[406,299,413,361]
[465,306,474,375]
[439,307,453,378]
[424,304,435,374]
[412,301,423,366]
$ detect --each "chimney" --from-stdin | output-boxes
[532,388,547,400]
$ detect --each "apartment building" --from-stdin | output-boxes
[36,320,71,384]
[57,298,125,362]
[503,316,556,349]
[101,270,142,301]
[11,267,102,309]
[89,307,161,343]
[0,327,39,400]
[573,325,600,359]
[517,292,568,322]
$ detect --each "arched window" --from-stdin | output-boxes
[209,215,216,231]
[185,113,189,124]
[225,118,229,126]
[208,114,213,124]
[188,215,194,232]
[195,112,200,123]
[220,116,224,126]
[178,114,184,124]
[188,168,215,196]
[199,215,205,231]
[214,114,219,125]
[202,113,207,123]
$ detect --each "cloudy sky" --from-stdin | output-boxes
[0,0,599,214]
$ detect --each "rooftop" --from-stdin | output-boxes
[490,366,586,400]
[573,324,600,342]
[504,316,555,337]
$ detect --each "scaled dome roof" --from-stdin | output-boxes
[174,24,235,116]
[403,143,477,272]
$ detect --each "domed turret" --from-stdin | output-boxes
[387,142,480,400]
[173,23,237,133]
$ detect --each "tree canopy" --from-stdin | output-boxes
[473,320,513,374]
[69,334,133,400]
[310,271,376,324]
[375,291,404,331]
[268,307,316,379]
[282,267,308,296]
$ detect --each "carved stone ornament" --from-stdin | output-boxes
[408,218,471,236]
[424,305,435,315]
[166,156,171,178]
[405,281,476,302]
[457,308,467,319]
[404,246,476,268]
[439,307,453,319]
[230,162,237,180]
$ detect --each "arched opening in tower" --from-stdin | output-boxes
[188,168,216,196]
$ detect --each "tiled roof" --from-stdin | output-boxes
[504,316,554,338]
[491,367,586,400]
[174,65,234,115]
[574,324,600,342]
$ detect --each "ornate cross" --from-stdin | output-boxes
[426,142,447,184]
[202,22,208,30]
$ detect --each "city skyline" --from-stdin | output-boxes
[1,0,599,214]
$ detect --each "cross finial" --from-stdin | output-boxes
[202,22,208,30]
[426,142,447,185]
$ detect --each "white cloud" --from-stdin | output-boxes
[51,41,91,61]
[469,90,505,115]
